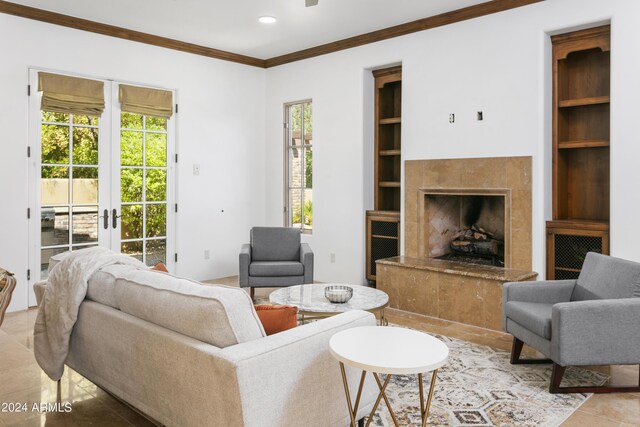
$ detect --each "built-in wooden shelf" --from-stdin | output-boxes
[547,219,609,228]
[379,117,401,125]
[558,139,609,149]
[379,181,401,188]
[558,96,610,108]
[548,25,610,280]
[379,149,401,156]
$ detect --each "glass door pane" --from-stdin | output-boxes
[39,112,102,277]
[119,113,169,266]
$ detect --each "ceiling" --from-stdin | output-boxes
[10,0,488,59]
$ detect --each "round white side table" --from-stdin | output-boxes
[330,326,449,427]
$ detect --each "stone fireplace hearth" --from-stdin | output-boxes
[376,156,537,330]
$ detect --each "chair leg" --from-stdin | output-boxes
[549,363,566,393]
[509,337,553,365]
[250,287,255,301]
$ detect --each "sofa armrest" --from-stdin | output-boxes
[300,242,314,284]
[503,280,575,304]
[239,244,251,286]
[221,310,377,427]
[552,298,640,366]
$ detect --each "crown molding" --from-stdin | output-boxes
[0,0,543,69]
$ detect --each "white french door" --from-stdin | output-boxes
[28,69,176,305]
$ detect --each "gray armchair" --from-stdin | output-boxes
[503,252,640,393]
[239,227,313,299]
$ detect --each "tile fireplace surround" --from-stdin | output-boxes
[377,156,537,330]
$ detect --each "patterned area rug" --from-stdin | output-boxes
[368,333,607,427]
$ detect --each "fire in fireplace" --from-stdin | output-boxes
[424,193,506,267]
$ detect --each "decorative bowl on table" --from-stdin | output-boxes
[324,285,353,303]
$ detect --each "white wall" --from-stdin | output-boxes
[0,14,266,311]
[265,0,640,284]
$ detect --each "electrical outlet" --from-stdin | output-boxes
[477,111,484,121]
[204,250,210,260]
[449,113,455,123]
[330,253,336,263]
[193,164,201,175]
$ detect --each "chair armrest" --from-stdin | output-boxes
[503,280,575,304]
[239,244,251,286]
[220,310,377,427]
[552,298,640,366]
[300,242,314,283]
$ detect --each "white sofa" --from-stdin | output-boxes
[34,264,377,427]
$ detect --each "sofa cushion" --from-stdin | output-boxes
[504,301,553,339]
[86,264,140,309]
[249,261,303,277]
[251,227,300,261]
[114,269,265,348]
[573,252,640,301]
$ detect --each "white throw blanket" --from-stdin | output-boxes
[34,247,146,380]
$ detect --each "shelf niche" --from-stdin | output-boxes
[548,25,611,280]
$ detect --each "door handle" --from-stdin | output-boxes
[99,209,109,230]
[112,209,121,229]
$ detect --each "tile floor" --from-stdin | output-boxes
[0,277,638,426]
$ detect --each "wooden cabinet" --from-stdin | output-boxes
[366,211,400,282]
[366,66,402,283]
[546,220,609,280]
[547,26,610,279]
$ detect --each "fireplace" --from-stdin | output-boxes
[422,190,508,267]
[375,156,536,330]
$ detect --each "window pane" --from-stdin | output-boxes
[42,124,69,164]
[145,239,166,267]
[146,169,166,202]
[41,207,69,246]
[303,190,313,230]
[290,104,302,133]
[146,133,167,167]
[72,115,99,126]
[121,112,143,130]
[303,146,312,189]
[121,168,143,202]
[72,167,98,204]
[289,189,303,228]
[42,111,69,124]
[41,167,69,205]
[72,206,98,244]
[41,247,69,279]
[122,241,143,262]
[146,204,166,238]
[303,102,313,144]
[72,127,98,165]
[121,205,143,240]
[146,116,167,131]
[289,147,302,188]
[121,131,143,166]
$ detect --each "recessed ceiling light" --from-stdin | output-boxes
[259,16,277,24]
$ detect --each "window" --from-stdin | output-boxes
[285,101,313,232]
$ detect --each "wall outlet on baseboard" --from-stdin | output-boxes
[330,253,336,263]
[204,250,210,260]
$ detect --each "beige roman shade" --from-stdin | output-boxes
[119,84,173,119]
[38,72,105,116]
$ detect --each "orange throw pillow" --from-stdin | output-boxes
[151,262,169,273]
[255,305,298,336]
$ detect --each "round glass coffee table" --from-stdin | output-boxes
[269,284,389,325]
